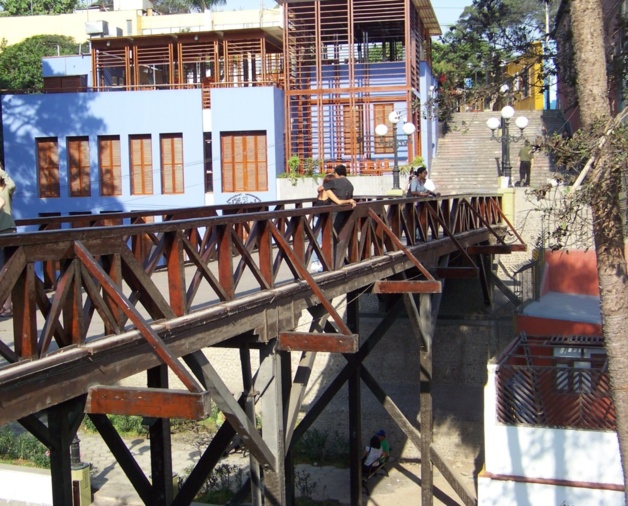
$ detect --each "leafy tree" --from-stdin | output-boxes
[430,0,560,123]
[0,0,80,16]
[0,34,80,91]
[152,0,225,14]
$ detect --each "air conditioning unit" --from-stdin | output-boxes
[85,20,108,36]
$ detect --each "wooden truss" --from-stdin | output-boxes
[0,194,524,505]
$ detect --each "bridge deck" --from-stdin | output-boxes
[0,194,524,506]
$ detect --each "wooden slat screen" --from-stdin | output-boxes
[344,105,363,155]
[160,133,184,194]
[373,103,394,154]
[98,136,122,196]
[221,132,268,193]
[37,138,60,198]
[68,136,91,197]
[130,135,153,195]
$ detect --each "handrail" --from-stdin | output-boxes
[0,194,519,425]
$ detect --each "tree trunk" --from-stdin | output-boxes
[570,0,628,501]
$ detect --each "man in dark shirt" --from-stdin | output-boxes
[323,164,354,200]
[322,164,355,234]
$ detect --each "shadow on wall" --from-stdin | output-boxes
[542,250,599,297]
[1,92,126,220]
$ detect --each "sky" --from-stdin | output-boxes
[217,0,473,36]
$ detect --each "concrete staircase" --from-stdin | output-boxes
[430,110,568,194]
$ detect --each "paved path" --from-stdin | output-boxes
[79,430,473,505]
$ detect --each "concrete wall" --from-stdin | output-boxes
[1,89,205,218]
[478,476,625,506]
[543,249,599,296]
[276,173,413,200]
[479,362,625,505]
[0,463,53,505]
[0,7,281,45]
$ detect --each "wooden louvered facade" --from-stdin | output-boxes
[87,0,439,176]
[283,0,438,174]
[67,136,91,197]
[130,135,153,195]
[36,138,60,198]
[91,30,284,109]
[98,136,122,197]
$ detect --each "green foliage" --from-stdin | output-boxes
[151,0,225,14]
[293,428,349,467]
[295,469,318,499]
[529,117,628,251]
[432,0,561,125]
[0,34,81,91]
[183,462,244,503]
[0,426,50,468]
[82,415,148,436]
[400,156,424,175]
[0,0,80,16]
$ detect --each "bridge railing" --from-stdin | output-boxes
[0,194,508,369]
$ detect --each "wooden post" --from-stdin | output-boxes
[347,290,362,505]
[259,341,286,504]
[147,365,174,505]
[240,345,263,506]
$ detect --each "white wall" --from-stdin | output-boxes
[479,362,625,505]
[478,475,625,506]
[276,174,409,200]
[0,463,53,505]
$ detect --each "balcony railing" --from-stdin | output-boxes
[495,336,615,431]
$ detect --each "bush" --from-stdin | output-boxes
[0,426,50,468]
[82,415,148,436]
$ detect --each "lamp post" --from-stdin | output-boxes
[375,111,416,193]
[486,105,528,186]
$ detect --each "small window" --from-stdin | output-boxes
[130,135,153,195]
[160,133,184,194]
[98,136,122,196]
[67,136,91,197]
[37,138,60,198]
[221,131,268,192]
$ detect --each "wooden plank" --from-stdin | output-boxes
[467,244,527,254]
[435,267,479,279]
[0,228,499,425]
[277,331,358,353]
[372,280,442,294]
[86,386,212,420]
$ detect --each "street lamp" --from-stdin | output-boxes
[375,111,416,193]
[486,105,528,186]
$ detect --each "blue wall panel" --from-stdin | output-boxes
[1,89,205,219]
[210,86,284,206]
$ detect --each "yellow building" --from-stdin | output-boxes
[505,41,544,111]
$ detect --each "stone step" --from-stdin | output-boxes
[430,110,569,193]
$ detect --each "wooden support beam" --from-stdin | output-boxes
[434,267,478,279]
[86,386,212,420]
[277,331,358,353]
[88,413,153,504]
[467,244,526,254]
[372,280,442,294]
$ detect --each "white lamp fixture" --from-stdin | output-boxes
[486,105,528,186]
[374,124,388,137]
[501,105,515,119]
[375,110,416,192]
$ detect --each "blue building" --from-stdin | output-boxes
[1,0,441,218]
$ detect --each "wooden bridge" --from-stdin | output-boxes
[0,194,525,506]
